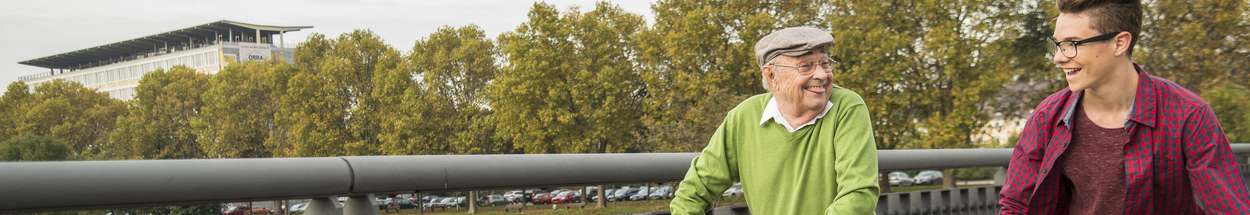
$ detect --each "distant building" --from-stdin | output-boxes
[16,20,312,100]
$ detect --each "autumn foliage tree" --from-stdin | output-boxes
[111,66,211,159]
[493,2,648,154]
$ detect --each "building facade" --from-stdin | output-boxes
[17,20,312,100]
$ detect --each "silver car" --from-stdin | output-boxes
[913,170,944,185]
[888,171,915,186]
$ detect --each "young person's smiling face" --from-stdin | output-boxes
[1053,13,1123,92]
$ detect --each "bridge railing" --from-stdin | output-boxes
[2,144,1247,214]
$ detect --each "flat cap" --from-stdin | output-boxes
[754,27,834,67]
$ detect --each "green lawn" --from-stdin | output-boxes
[887,181,994,193]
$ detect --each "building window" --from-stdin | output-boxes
[165,59,176,70]
[206,52,218,66]
[131,65,141,79]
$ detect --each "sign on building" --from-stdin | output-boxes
[239,43,273,61]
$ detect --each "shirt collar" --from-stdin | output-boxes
[1058,63,1156,129]
[759,97,835,132]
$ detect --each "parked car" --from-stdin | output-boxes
[522,189,547,203]
[548,189,571,197]
[592,189,614,202]
[629,189,651,201]
[478,195,509,207]
[223,205,271,215]
[531,193,553,204]
[454,196,468,208]
[611,188,638,201]
[551,191,582,204]
[889,171,915,186]
[383,198,417,209]
[649,186,674,200]
[722,182,743,196]
[288,203,308,213]
[437,197,458,208]
[914,170,944,185]
[423,197,447,209]
[503,190,525,202]
[420,195,440,203]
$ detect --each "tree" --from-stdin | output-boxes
[1138,0,1250,95]
[0,80,126,158]
[196,59,287,158]
[1138,0,1250,143]
[0,135,73,161]
[0,82,33,141]
[638,0,827,152]
[492,2,647,154]
[826,0,1032,189]
[111,66,211,159]
[376,25,503,155]
[1202,82,1250,143]
[271,30,400,157]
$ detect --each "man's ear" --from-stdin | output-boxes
[1114,31,1132,57]
[762,66,776,81]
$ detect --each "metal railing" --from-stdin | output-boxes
[1,144,1247,214]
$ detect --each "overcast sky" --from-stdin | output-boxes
[0,0,657,94]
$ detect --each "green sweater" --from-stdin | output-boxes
[670,88,880,215]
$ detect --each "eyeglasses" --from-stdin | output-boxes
[1047,32,1121,58]
[771,59,837,75]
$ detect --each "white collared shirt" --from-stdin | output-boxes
[759,97,835,132]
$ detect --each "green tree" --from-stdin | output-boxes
[0,135,73,161]
[0,82,33,141]
[377,25,503,155]
[1138,0,1250,95]
[1138,0,1250,143]
[196,59,288,158]
[493,2,647,154]
[272,30,400,157]
[1203,82,1250,143]
[111,66,211,159]
[638,0,827,152]
[0,80,126,158]
[826,0,1031,189]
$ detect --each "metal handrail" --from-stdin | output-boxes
[2,144,1247,213]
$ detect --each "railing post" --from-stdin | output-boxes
[994,166,1008,186]
[304,196,343,215]
[343,194,380,215]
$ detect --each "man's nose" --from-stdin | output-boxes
[1053,52,1070,64]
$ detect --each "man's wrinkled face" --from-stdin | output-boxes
[766,48,832,113]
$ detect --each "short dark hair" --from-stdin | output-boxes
[1057,0,1142,56]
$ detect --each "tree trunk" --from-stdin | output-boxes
[468,191,478,214]
[596,185,605,208]
[879,172,891,193]
[942,169,957,189]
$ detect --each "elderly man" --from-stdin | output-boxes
[669,27,880,214]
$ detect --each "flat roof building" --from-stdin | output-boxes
[17,20,312,100]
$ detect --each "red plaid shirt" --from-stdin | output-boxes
[999,63,1250,214]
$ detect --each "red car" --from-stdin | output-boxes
[531,193,553,205]
[551,191,581,204]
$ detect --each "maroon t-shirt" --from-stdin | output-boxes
[1058,105,1129,215]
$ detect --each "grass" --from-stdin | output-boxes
[887,181,995,193]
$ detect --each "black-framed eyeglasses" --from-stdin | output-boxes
[772,59,838,75]
[1047,32,1121,58]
